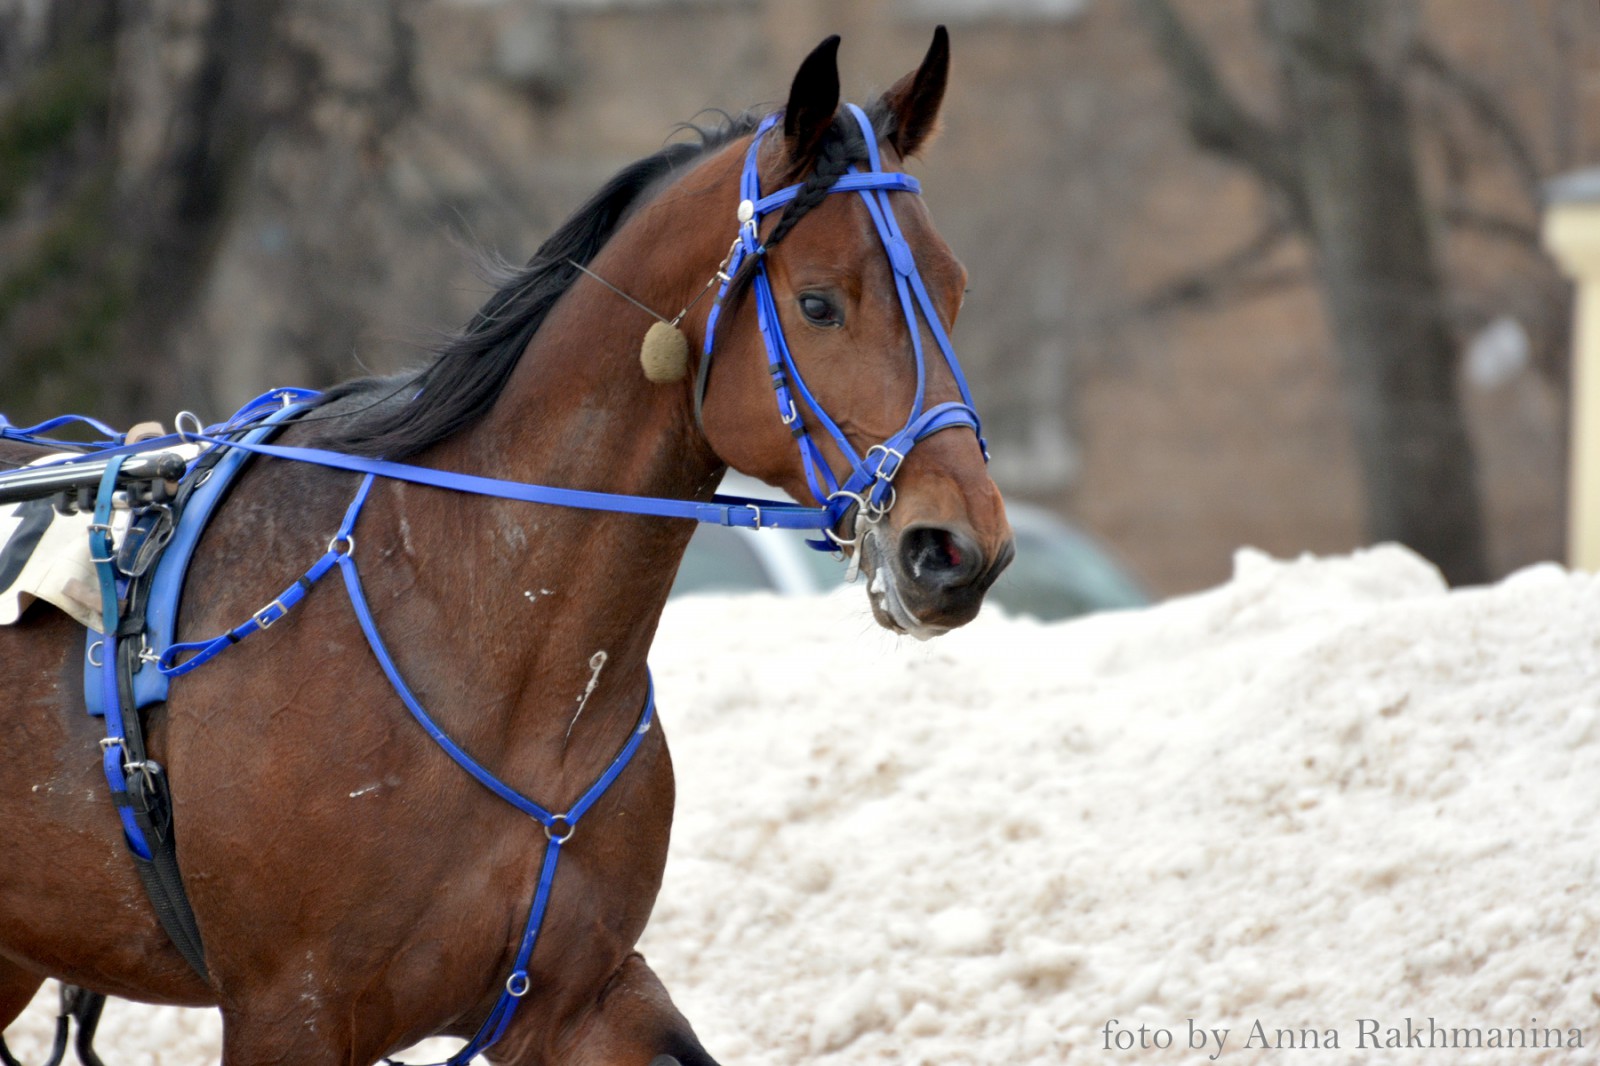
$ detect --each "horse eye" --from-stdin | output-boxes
[797,292,841,327]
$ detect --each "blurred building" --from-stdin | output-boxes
[0,0,1590,592]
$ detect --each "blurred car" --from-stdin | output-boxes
[670,473,1149,621]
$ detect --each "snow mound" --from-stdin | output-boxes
[8,545,1598,1065]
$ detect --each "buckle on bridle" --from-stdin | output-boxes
[866,444,906,483]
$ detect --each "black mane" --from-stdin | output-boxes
[314,106,883,459]
[311,114,760,458]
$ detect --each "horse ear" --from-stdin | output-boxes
[879,25,950,159]
[784,35,841,166]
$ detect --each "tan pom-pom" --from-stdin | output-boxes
[639,321,689,383]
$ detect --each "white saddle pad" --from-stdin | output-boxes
[0,448,197,632]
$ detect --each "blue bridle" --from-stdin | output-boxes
[701,104,987,544]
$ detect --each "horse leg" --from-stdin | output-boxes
[63,987,108,1066]
[0,962,44,1032]
[503,953,718,1066]
[0,960,47,1066]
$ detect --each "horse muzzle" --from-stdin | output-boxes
[860,521,1013,638]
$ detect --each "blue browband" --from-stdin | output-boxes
[701,104,987,541]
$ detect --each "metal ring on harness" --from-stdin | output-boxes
[174,411,204,444]
[328,533,356,557]
[866,483,896,521]
[544,815,575,844]
[505,971,531,998]
[86,640,104,668]
[824,490,871,550]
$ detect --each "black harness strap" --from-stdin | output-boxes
[99,433,251,983]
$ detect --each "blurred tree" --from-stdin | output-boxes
[0,0,122,424]
[1134,0,1503,584]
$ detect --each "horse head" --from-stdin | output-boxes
[693,30,1014,638]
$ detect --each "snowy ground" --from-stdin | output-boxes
[7,545,1599,1064]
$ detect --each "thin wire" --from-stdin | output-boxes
[565,258,722,329]
[565,259,673,326]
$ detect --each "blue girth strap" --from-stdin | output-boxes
[700,104,987,541]
[89,456,153,860]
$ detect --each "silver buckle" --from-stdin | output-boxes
[867,444,906,482]
[252,599,287,630]
[86,523,116,564]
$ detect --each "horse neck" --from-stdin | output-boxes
[388,186,734,771]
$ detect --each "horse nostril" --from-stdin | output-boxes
[899,526,983,590]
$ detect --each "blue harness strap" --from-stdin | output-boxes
[181,433,847,532]
[1,412,123,449]
[322,476,657,1066]
[82,392,319,716]
[88,456,153,860]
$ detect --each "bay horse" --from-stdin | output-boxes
[0,30,1010,1066]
